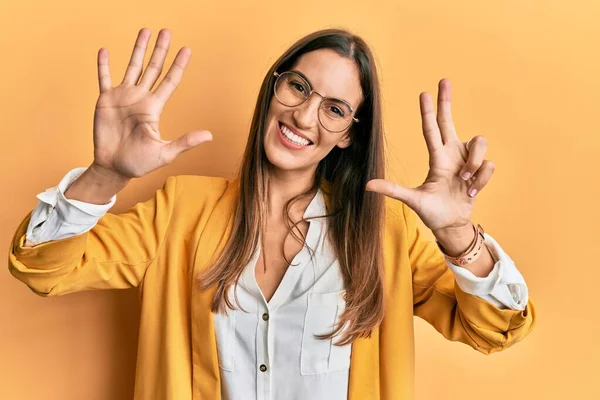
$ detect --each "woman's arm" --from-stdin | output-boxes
[9,176,178,296]
[402,202,536,354]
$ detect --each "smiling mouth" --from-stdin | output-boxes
[279,122,314,146]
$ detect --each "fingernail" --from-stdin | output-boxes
[469,188,477,197]
[461,172,471,180]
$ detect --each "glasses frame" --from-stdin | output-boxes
[273,71,359,133]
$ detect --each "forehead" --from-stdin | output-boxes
[291,49,363,109]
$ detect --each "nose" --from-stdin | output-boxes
[292,93,321,130]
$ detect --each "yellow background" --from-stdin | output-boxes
[1,0,598,399]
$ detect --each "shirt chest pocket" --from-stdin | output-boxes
[214,310,236,372]
[301,290,352,375]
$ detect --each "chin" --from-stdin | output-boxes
[263,124,315,173]
[264,136,304,171]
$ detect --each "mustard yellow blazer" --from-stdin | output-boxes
[8,175,536,399]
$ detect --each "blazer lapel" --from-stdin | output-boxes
[191,179,238,400]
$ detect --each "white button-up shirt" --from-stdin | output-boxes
[26,167,529,399]
[215,188,352,400]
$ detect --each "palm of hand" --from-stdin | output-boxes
[413,140,475,231]
[93,87,166,178]
[91,28,212,180]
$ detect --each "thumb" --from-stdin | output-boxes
[162,130,213,163]
[366,179,420,210]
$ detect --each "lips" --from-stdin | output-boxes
[275,122,313,150]
[278,121,314,146]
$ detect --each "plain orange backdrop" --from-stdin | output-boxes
[1,0,598,399]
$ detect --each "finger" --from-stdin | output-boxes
[366,179,420,211]
[138,28,171,91]
[121,28,151,86]
[459,135,488,180]
[97,48,112,93]
[160,129,213,164]
[436,79,459,144]
[467,160,495,198]
[465,137,473,151]
[153,47,192,105]
[419,92,443,153]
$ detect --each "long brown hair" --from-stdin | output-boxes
[198,28,385,345]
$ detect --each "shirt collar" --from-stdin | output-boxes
[303,188,328,220]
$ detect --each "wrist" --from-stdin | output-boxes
[432,222,476,257]
[63,164,131,204]
[88,163,131,187]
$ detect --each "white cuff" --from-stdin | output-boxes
[26,167,116,244]
[446,232,529,311]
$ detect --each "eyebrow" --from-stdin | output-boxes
[291,69,355,110]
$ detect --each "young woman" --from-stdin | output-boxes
[9,28,535,399]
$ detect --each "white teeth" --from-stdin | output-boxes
[280,124,311,146]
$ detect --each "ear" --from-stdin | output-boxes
[336,132,352,149]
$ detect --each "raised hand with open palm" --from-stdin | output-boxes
[92,27,212,180]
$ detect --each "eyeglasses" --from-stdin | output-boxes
[273,71,359,133]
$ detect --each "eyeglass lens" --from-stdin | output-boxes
[274,72,353,132]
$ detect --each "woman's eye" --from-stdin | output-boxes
[330,106,344,117]
[290,81,306,94]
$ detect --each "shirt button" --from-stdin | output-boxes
[262,312,269,321]
[259,364,268,372]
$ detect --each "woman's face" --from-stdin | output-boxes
[263,49,363,175]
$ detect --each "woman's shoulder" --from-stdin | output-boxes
[168,174,238,215]
[382,197,418,246]
[384,197,407,226]
[173,174,232,193]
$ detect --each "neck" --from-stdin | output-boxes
[266,166,317,220]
